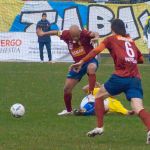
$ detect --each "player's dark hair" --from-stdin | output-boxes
[111,19,126,37]
[42,12,47,17]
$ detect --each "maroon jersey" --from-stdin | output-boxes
[60,30,94,62]
[103,35,142,79]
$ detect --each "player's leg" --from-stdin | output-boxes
[39,42,44,62]
[87,59,98,94]
[59,61,97,116]
[87,74,126,137]
[95,85,110,126]
[108,98,127,114]
[63,78,79,112]
[108,98,131,115]
[87,63,97,94]
[45,42,52,61]
[58,78,79,116]
[131,98,150,144]
[87,85,110,137]
[126,77,150,144]
[130,98,144,115]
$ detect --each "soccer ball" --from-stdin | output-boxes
[10,103,25,118]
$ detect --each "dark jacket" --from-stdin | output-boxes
[36,19,51,42]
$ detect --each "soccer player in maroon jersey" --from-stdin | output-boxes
[37,25,99,115]
[70,19,150,144]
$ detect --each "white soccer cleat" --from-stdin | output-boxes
[57,110,73,116]
[87,127,104,137]
[146,130,150,144]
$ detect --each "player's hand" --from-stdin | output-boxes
[73,109,84,116]
[69,60,84,72]
[143,36,148,44]
[90,38,99,48]
[36,28,45,36]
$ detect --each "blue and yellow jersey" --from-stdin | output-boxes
[92,88,128,115]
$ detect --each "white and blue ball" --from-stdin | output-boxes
[10,103,25,118]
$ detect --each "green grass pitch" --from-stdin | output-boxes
[0,58,149,150]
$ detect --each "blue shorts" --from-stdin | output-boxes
[104,74,143,101]
[67,58,99,80]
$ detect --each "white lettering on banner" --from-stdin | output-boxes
[88,5,114,36]
[19,4,150,40]
[118,6,140,40]
[63,7,82,30]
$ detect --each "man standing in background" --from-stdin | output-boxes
[36,13,52,62]
[143,15,150,62]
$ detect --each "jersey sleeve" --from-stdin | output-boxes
[137,48,142,58]
[137,49,144,64]
[133,42,144,63]
[36,21,41,30]
[60,30,69,42]
[82,29,93,39]
[47,20,51,26]
[102,37,112,50]
[82,43,106,62]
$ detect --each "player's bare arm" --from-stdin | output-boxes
[90,32,99,47]
[37,28,60,37]
[90,32,99,40]
[70,43,105,72]
[82,82,101,93]
[69,60,84,73]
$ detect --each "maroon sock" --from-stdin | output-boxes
[139,109,150,131]
[64,93,72,112]
[88,74,96,94]
[95,97,105,128]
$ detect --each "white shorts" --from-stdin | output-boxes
[148,34,150,49]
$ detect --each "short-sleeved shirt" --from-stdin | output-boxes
[102,35,142,79]
[36,19,51,42]
[60,30,94,62]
